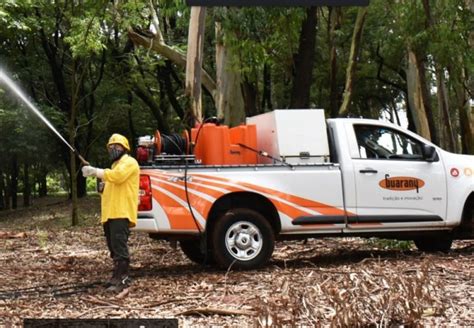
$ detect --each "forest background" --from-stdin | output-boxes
[0,0,472,224]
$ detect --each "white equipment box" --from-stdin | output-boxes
[246,109,330,164]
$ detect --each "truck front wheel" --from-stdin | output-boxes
[414,235,453,252]
[212,208,275,270]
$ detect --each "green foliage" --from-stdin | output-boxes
[85,177,97,193]
[64,17,106,58]
[217,7,303,92]
[366,238,413,251]
[46,174,68,194]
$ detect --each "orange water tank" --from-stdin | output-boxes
[191,124,257,165]
[229,124,258,164]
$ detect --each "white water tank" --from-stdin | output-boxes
[246,109,330,164]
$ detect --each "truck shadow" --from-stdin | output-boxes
[130,242,473,279]
[270,243,474,270]
[130,263,221,280]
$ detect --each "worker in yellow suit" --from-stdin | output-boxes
[82,134,139,292]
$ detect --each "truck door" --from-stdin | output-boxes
[349,123,447,229]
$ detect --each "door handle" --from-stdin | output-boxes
[359,169,378,174]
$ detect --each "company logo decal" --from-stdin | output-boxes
[379,175,425,193]
[450,168,459,177]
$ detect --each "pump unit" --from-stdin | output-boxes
[246,109,330,164]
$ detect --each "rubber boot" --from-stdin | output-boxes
[104,260,120,288]
[106,260,131,293]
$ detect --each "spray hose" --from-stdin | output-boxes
[237,143,293,168]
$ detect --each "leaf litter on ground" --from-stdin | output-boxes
[0,196,472,327]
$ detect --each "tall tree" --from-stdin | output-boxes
[339,7,368,117]
[422,0,454,150]
[185,6,207,126]
[290,6,318,108]
[406,47,432,139]
[328,7,342,118]
[215,19,245,125]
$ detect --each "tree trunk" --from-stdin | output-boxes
[38,166,48,197]
[328,7,341,118]
[455,67,474,154]
[127,35,216,105]
[127,2,216,108]
[23,162,31,207]
[242,79,258,119]
[417,54,438,144]
[261,63,273,111]
[11,155,18,210]
[4,173,11,210]
[215,19,246,126]
[406,48,431,140]
[185,6,207,127]
[435,65,456,152]
[457,1,474,154]
[161,61,185,120]
[0,169,5,210]
[338,7,368,117]
[133,83,171,134]
[127,92,137,141]
[290,6,318,109]
[419,0,441,147]
[405,94,416,133]
[70,62,79,226]
[36,9,71,114]
[77,174,87,198]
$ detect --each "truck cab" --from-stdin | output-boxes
[331,119,473,233]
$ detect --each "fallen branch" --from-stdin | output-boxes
[143,298,181,308]
[74,305,118,318]
[81,295,120,308]
[0,231,27,239]
[177,307,256,317]
[114,288,129,299]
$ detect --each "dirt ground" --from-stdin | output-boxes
[0,197,473,327]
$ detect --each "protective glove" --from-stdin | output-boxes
[81,166,104,178]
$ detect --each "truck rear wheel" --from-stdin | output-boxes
[414,235,453,252]
[212,208,274,270]
[179,240,213,265]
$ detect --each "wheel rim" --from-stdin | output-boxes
[225,221,263,261]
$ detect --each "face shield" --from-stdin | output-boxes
[108,144,125,161]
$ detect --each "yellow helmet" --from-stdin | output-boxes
[107,133,130,151]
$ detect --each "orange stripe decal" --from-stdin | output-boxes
[189,175,321,221]
[151,184,199,230]
[147,172,351,226]
[151,180,214,220]
[193,174,350,217]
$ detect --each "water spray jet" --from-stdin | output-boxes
[0,70,89,166]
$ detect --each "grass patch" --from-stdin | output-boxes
[0,195,101,230]
[365,237,413,251]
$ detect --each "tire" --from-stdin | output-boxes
[212,208,275,270]
[179,240,213,265]
[414,235,453,252]
[462,201,474,237]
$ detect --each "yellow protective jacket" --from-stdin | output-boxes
[101,154,140,227]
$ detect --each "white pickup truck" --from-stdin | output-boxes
[134,110,473,269]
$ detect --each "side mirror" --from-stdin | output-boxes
[422,144,438,162]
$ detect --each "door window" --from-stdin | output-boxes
[354,125,424,160]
